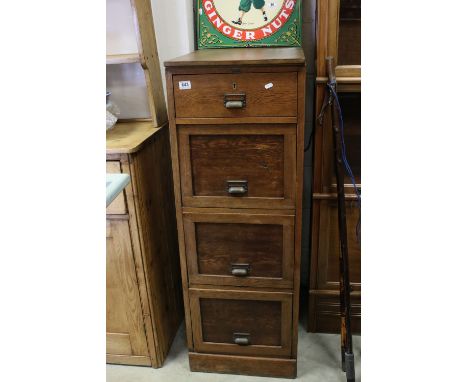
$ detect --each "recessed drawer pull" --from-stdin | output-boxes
[226,180,248,195]
[233,332,250,346]
[224,93,246,109]
[231,263,250,277]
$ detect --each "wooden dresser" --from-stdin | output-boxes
[106,122,183,367]
[164,48,305,378]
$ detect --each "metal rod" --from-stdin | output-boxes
[326,56,355,382]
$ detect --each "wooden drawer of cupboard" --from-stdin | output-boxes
[189,288,292,358]
[173,72,297,118]
[184,211,294,288]
[178,124,296,209]
[106,161,128,215]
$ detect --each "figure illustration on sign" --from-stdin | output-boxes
[232,0,268,25]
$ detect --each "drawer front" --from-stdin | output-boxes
[178,125,296,209]
[184,211,294,288]
[173,72,297,118]
[190,289,292,357]
[106,161,128,215]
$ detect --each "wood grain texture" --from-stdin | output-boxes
[128,125,184,361]
[130,0,167,126]
[173,72,297,118]
[164,49,305,376]
[184,211,294,288]
[106,121,160,154]
[106,354,152,366]
[308,291,361,333]
[189,352,297,378]
[165,70,195,350]
[178,124,296,209]
[164,47,305,67]
[189,288,292,358]
[315,199,361,291]
[106,218,149,358]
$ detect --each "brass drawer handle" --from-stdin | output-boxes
[224,93,246,109]
[233,332,250,346]
[231,263,250,277]
[226,180,248,196]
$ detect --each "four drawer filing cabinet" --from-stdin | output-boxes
[165,48,305,378]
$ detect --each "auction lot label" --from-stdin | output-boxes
[197,0,301,49]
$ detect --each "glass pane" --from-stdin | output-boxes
[338,0,361,65]
[338,92,361,185]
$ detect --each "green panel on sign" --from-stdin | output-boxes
[197,0,302,49]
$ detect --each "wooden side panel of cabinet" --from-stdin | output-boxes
[127,125,184,360]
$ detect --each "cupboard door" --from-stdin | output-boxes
[106,219,150,363]
[315,199,361,291]
[184,211,294,288]
[190,288,292,358]
[178,124,296,209]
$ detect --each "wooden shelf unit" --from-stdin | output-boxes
[106,0,181,368]
[309,0,361,334]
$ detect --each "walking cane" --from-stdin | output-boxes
[322,56,356,382]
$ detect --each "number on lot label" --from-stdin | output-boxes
[179,81,191,90]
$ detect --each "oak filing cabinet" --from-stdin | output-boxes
[164,48,305,378]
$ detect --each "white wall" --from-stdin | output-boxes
[151,0,195,99]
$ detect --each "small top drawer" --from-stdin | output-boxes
[172,72,297,118]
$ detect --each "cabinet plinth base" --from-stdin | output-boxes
[189,352,297,378]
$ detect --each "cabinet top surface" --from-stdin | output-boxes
[164,47,305,68]
[106,121,161,154]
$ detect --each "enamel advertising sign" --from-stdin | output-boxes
[197,0,302,49]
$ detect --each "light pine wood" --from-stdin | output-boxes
[106,127,183,368]
[106,53,141,65]
[165,48,305,378]
[106,121,160,154]
[130,0,167,127]
[106,218,150,359]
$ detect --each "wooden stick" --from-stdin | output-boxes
[326,56,355,382]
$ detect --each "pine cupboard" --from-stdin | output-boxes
[165,48,305,378]
[106,123,183,367]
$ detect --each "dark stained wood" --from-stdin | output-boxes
[164,47,305,67]
[165,70,195,350]
[308,291,361,333]
[178,124,296,209]
[165,47,305,377]
[173,72,297,118]
[189,352,297,378]
[200,299,282,346]
[196,223,283,277]
[189,288,292,358]
[191,135,284,197]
